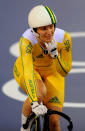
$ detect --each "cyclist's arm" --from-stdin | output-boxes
[56,32,72,77]
[19,37,38,103]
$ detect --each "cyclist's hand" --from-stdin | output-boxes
[45,38,58,58]
[31,102,47,116]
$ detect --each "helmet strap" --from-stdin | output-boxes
[32,28,40,38]
[39,43,48,54]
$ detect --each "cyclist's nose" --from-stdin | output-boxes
[46,28,52,35]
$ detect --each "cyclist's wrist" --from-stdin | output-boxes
[31,101,39,109]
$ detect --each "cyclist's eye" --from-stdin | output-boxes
[49,25,54,29]
[41,27,46,30]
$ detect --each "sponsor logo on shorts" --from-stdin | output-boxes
[48,96,60,104]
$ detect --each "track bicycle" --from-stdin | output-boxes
[23,109,73,131]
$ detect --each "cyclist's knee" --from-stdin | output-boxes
[22,97,31,117]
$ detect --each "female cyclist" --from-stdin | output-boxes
[13,5,72,131]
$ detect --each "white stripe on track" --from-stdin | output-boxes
[70,32,85,38]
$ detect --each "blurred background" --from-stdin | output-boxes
[0,0,85,130]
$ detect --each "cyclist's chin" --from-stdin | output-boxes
[44,37,53,43]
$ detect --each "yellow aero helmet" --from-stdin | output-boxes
[28,5,57,28]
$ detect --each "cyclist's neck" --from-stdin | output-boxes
[36,37,46,49]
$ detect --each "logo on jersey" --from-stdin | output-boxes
[25,43,32,54]
[36,54,44,58]
[64,40,70,52]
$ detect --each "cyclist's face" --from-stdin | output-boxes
[37,24,55,43]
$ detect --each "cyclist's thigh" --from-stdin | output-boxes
[43,71,65,108]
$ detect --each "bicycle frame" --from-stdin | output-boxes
[23,109,73,131]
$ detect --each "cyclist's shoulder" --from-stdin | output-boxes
[54,28,71,42]
[54,28,69,43]
[54,28,65,43]
[21,28,37,45]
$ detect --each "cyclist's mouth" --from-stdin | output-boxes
[45,35,53,39]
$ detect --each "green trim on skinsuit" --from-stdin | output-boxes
[57,55,68,74]
[20,37,24,71]
[33,63,37,98]
[60,51,68,67]
[20,37,33,102]
[13,64,20,77]
[45,6,56,24]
